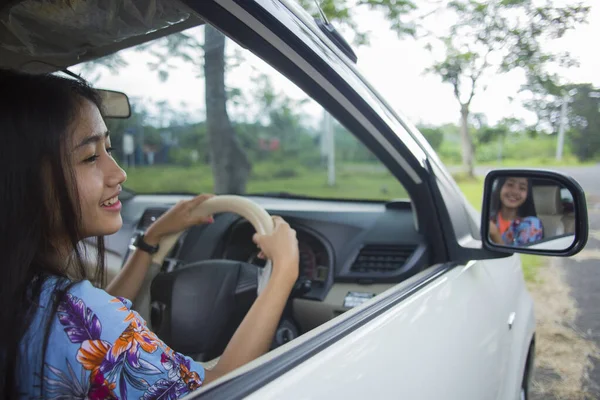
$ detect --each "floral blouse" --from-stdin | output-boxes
[494,215,544,246]
[19,278,205,399]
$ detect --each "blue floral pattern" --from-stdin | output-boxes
[495,215,544,246]
[19,280,204,399]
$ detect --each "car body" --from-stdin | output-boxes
[1,0,587,399]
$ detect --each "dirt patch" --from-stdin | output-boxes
[569,248,600,262]
[528,258,599,400]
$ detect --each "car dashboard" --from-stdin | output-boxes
[104,195,429,303]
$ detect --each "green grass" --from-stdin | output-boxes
[123,163,408,201]
[452,173,484,212]
[124,163,542,282]
[444,155,593,169]
[520,254,544,283]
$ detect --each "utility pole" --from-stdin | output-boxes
[323,110,335,186]
[556,93,569,162]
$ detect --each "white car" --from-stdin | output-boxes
[1,1,589,399]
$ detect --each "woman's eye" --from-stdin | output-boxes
[106,146,115,155]
[83,154,99,163]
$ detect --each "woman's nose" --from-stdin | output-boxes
[107,157,127,186]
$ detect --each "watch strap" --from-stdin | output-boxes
[134,234,160,255]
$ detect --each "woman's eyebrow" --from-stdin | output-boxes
[74,131,110,150]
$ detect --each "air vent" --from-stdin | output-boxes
[137,208,167,231]
[350,244,416,273]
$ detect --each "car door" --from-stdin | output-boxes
[193,261,508,400]
[481,255,536,400]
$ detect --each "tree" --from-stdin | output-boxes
[83,1,419,193]
[425,0,589,177]
[204,26,251,194]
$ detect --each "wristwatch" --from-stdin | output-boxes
[133,233,160,255]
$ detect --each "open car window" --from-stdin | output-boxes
[70,25,409,202]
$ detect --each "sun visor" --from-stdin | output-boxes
[0,0,191,58]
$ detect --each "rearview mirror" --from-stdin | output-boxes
[481,169,588,257]
[97,89,131,119]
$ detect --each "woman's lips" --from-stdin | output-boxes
[504,196,521,205]
[101,200,122,211]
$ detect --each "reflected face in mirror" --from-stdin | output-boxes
[489,176,541,247]
[500,177,528,210]
[488,176,576,250]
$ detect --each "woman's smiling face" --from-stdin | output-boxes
[70,99,127,238]
[500,177,528,210]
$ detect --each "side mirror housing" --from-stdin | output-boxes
[481,169,588,257]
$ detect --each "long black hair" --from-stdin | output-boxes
[490,176,538,221]
[0,69,107,398]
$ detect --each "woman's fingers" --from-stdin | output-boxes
[190,193,215,205]
[188,193,215,224]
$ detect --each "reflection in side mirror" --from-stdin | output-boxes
[481,169,588,257]
[97,89,131,119]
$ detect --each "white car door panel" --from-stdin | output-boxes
[482,256,536,400]
[245,261,510,400]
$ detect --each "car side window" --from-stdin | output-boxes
[72,24,409,203]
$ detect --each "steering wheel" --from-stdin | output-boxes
[132,195,275,331]
[152,195,275,293]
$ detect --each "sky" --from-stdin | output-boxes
[353,0,600,127]
[77,0,600,129]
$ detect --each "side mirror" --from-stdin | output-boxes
[481,169,588,257]
[97,89,131,119]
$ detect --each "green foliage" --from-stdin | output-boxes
[567,85,600,161]
[476,126,508,145]
[169,147,201,167]
[297,0,417,44]
[425,0,589,169]
[523,80,600,161]
[438,142,463,164]
[417,126,444,151]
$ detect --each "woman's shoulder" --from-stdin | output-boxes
[53,280,135,342]
[68,280,133,311]
[31,277,136,345]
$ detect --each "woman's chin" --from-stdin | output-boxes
[84,219,123,237]
[502,200,522,209]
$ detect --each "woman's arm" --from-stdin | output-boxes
[203,262,295,384]
[104,231,160,300]
[106,194,214,300]
[204,216,299,384]
[489,221,504,244]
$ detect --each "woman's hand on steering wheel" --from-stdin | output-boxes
[145,194,215,244]
[253,216,299,285]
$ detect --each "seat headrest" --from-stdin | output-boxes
[533,186,562,215]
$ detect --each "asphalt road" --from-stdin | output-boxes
[556,166,600,398]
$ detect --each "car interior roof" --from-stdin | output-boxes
[0,4,204,73]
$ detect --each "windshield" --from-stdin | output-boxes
[72,24,408,201]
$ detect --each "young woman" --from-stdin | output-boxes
[0,69,299,399]
[489,176,544,246]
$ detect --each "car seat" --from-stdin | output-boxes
[532,186,565,238]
